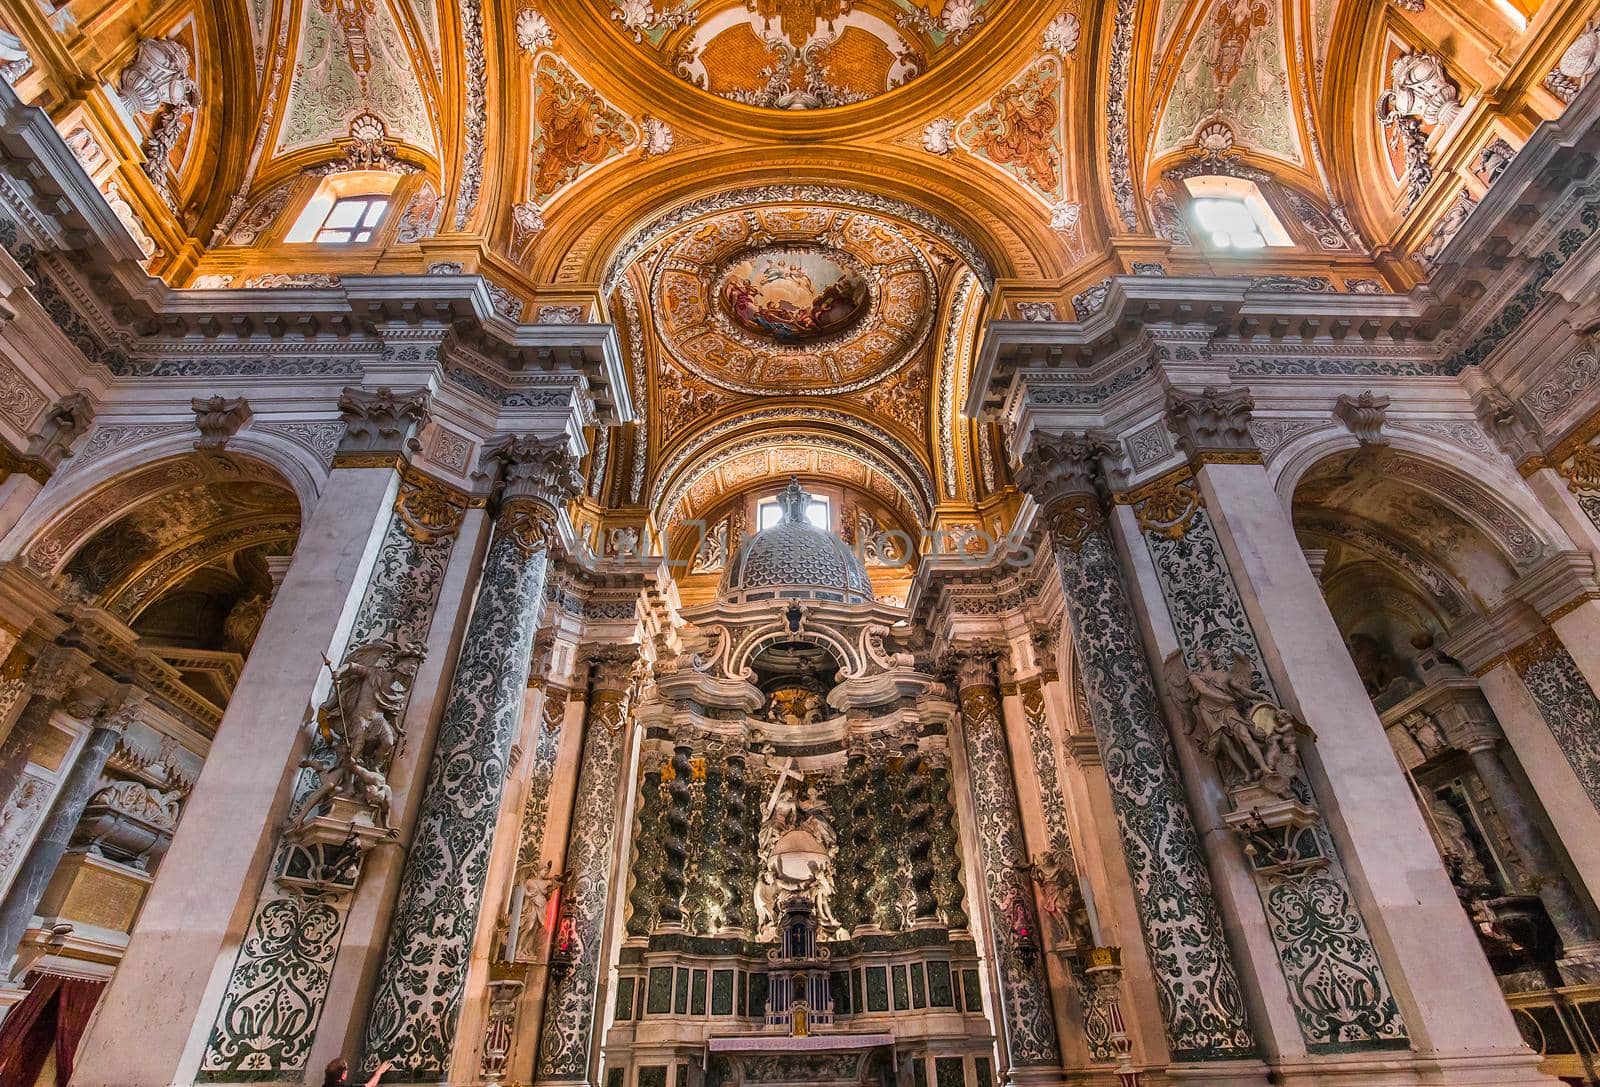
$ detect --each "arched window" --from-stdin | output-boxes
[758,491,830,531]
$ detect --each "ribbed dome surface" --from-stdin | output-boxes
[719,478,874,605]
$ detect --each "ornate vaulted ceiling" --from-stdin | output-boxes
[0,0,1589,560]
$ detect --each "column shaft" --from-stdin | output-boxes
[72,462,402,1087]
[0,707,124,963]
[362,495,558,1077]
[1044,494,1255,1060]
[534,656,635,1086]
[954,654,1062,1075]
[1465,741,1600,953]
[1475,661,1600,905]
[197,480,476,1081]
[1196,458,1537,1059]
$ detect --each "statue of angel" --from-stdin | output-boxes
[515,859,563,957]
[287,638,424,834]
[1166,647,1307,800]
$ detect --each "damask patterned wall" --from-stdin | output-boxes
[199,477,466,1080]
[1511,631,1600,813]
[1045,495,1256,1060]
[1017,679,1115,1064]
[362,497,556,1077]
[1126,471,1407,1050]
[957,666,1061,1068]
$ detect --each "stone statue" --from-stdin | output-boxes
[514,859,563,958]
[288,638,424,835]
[1165,648,1310,799]
[796,784,837,852]
[1017,847,1091,946]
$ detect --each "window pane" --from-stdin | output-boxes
[324,199,366,229]
[805,499,829,531]
[758,500,781,531]
[315,228,353,243]
[361,198,389,227]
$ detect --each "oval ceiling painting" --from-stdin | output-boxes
[718,246,870,345]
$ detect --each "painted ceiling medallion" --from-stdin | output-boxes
[717,245,870,344]
[609,0,1003,110]
[651,207,935,396]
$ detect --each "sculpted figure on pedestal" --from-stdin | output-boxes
[1017,847,1091,947]
[1166,648,1311,800]
[288,638,424,834]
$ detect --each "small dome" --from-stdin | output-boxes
[719,478,874,605]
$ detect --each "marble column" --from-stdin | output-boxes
[534,647,638,1087]
[72,386,428,1087]
[1115,438,1406,1054]
[1468,656,1600,906]
[0,692,136,968]
[198,469,481,1081]
[1015,435,1255,1063]
[951,648,1062,1080]
[362,434,579,1079]
[1165,387,1550,1075]
[1433,697,1600,972]
[1507,630,1600,816]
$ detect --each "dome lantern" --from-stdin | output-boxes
[718,478,874,606]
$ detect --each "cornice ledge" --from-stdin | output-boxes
[974,275,1438,418]
[1437,600,1544,673]
[1507,550,1600,620]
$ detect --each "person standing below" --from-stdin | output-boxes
[324,1058,392,1087]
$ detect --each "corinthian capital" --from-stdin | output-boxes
[584,643,642,694]
[479,434,582,509]
[1014,431,1117,511]
[336,387,431,457]
[946,644,1004,691]
[1164,386,1257,461]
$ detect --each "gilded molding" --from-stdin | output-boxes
[1544,403,1600,470]
[1546,591,1600,623]
[1509,630,1563,673]
[1191,449,1266,466]
[331,450,408,470]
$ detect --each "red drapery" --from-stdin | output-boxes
[0,974,104,1087]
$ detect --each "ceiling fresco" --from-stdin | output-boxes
[604,0,1014,110]
[650,206,936,396]
[4,0,1576,562]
